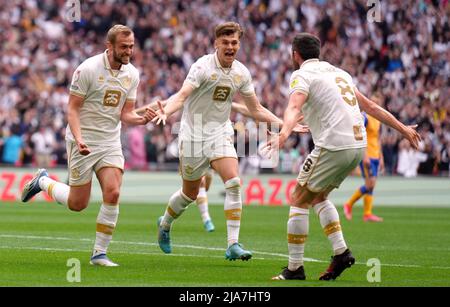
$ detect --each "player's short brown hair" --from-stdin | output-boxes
[214,22,244,39]
[292,33,321,60]
[107,24,133,44]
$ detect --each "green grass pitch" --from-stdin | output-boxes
[0,201,449,286]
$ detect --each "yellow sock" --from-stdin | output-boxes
[347,189,363,207]
[363,195,373,216]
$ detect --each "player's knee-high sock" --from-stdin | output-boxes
[287,206,309,271]
[161,189,194,231]
[314,200,347,255]
[224,177,242,247]
[39,176,69,206]
[196,187,211,223]
[347,185,367,207]
[94,203,118,256]
[363,189,374,216]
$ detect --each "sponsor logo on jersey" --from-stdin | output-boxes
[103,90,122,107]
[212,86,231,102]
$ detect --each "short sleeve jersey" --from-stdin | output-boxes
[179,52,255,142]
[67,50,139,145]
[289,59,366,151]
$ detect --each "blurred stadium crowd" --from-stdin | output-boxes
[0,0,449,176]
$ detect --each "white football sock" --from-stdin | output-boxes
[314,200,347,255]
[39,176,69,206]
[94,203,119,256]
[196,187,211,223]
[224,177,242,247]
[161,189,194,231]
[287,206,309,271]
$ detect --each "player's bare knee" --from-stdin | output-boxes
[290,184,313,207]
[104,188,120,204]
[366,181,376,191]
[68,200,88,212]
[183,187,199,201]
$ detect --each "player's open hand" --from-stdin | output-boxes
[77,141,91,156]
[404,124,421,150]
[151,100,167,125]
[262,131,286,158]
[142,107,157,124]
[292,114,309,133]
[293,124,309,133]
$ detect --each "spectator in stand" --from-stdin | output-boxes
[0,0,448,173]
[397,139,428,178]
[2,124,23,165]
[31,125,55,168]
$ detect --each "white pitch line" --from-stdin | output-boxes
[1,234,450,269]
[0,234,297,261]
[0,245,240,260]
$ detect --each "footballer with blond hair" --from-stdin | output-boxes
[21,25,155,266]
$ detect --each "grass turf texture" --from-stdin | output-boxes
[0,202,449,286]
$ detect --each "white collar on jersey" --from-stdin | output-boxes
[300,58,319,69]
[214,51,233,74]
[103,50,126,72]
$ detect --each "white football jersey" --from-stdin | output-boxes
[67,50,139,145]
[289,59,367,151]
[179,52,255,142]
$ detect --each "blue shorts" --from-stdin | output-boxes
[360,158,379,178]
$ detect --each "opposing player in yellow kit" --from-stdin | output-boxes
[344,94,384,222]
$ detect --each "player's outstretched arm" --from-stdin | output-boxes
[233,100,308,133]
[135,100,168,115]
[151,83,194,125]
[277,91,308,147]
[263,91,307,155]
[355,87,421,149]
[121,99,156,125]
[231,101,252,118]
[241,94,283,126]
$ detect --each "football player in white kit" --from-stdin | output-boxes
[21,25,155,266]
[268,33,421,280]
[152,22,287,261]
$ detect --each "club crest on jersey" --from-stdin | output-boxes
[184,165,194,176]
[120,76,132,89]
[98,75,105,83]
[71,167,80,180]
[210,73,218,81]
[233,74,242,85]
